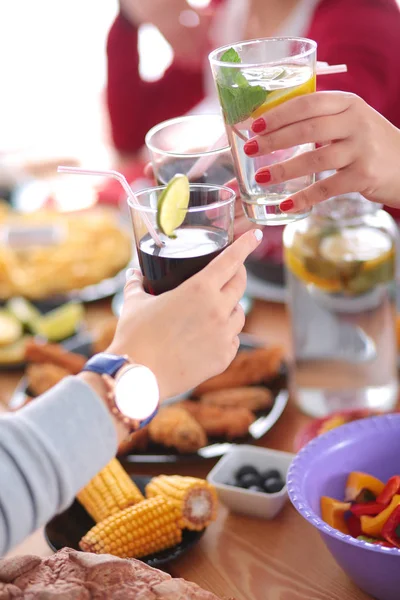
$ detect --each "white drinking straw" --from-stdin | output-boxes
[57,166,164,247]
[317,63,348,75]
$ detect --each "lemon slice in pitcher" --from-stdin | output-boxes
[157,174,190,238]
[251,73,316,119]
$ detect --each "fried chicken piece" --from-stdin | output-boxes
[149,406,207,453]
[92,317,118,354]
[25,339,86,374]
[194,346,283,396]
[26,363,70,396]
[117,426,150,455]
[200,386,273,412]
[181,401,255,439]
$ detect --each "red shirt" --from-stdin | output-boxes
[107,0,400,154]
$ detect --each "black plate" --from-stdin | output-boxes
[119,334,289,464]
[10,333,289,459]
[45,475,204,567]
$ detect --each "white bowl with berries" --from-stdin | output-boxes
[207,445,294,519]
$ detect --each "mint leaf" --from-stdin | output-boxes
[216,47,267,125]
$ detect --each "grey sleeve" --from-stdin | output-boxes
[0,376,117,555]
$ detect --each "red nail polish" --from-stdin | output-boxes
[255,169,271,184]
[280,199,294,212]
[252,118,266,133]
[243,139,259,156]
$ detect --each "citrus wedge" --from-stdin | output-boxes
[0,310,23,346]
[320,228,392,264]
[284,248,341,293]
[251,74,316,119]
[157,174,190,238]
[7,297,41,329]
[0,335,30,364]
[31,302,84,341]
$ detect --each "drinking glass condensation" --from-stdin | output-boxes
[129,184,235,295]
[145,115,234,185]
[209,38,317,225]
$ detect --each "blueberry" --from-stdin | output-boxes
[235,465,259,480]
[263,477,285,494]
[260,469,282,481]
[248,485,264,493]
[238,472,261,489]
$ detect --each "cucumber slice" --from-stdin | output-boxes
[7,297,41,328]
[0,310,23,346]
[157,174,190,238]
[31,302,84,342]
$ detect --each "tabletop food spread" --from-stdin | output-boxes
[2,27,400,600]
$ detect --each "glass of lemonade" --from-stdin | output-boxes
[209,37,317,226]
[145,115,234,186]
[129,182,235,295]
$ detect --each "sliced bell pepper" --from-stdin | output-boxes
[345,472,385,502]
[321,496,350,534]
[357,535,395,548]
[350,502,384,517]
[381,505,400,548]
[376,476,400,506]
[361,494,400,538]
[346,513,362,538]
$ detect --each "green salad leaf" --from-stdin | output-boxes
[216,48,268,126]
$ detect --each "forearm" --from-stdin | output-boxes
[0,376,118,555]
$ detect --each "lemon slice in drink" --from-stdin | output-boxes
[251,74,316,119]
[157,174,190,238]
[31,302,84,341]
[0,311,23,346]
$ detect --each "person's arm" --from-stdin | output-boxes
[0,375,122,555]
[310,0,400,116]
[106,13,205,155]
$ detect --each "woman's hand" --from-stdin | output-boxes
[108,229,262,399]
[119,0,212,70]
[244,92,400,213]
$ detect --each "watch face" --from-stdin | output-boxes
[115,365,160,421]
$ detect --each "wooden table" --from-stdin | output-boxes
[1,299,370,600]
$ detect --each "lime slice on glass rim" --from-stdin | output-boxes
[157,174,190,238]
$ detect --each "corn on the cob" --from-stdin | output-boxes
[77,458,144,523]
[79,496,182,558]
[145,475,218,531]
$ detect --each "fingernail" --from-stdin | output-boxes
[280,199,294,212]
[125,268,135,282]
[253,229,263,241]
[255,169,271,184]
[243,139,259,156]
[252,118,266,133]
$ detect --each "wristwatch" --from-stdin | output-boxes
[82,353,160,432]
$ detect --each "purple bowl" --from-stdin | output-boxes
[287,414,400,600]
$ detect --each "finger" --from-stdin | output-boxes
[280,168,359,213]
[229,303,246,336]
[224,178,239,193]
[143,162,154,179]
[245,113,349,158]
[222,265,247,313]
[255,141,354,186]
[251,91,356,134]
[124,269,145,296]
[204,229,263,287]
[234,215,253,238]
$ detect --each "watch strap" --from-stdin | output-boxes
[82,353,129,377]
